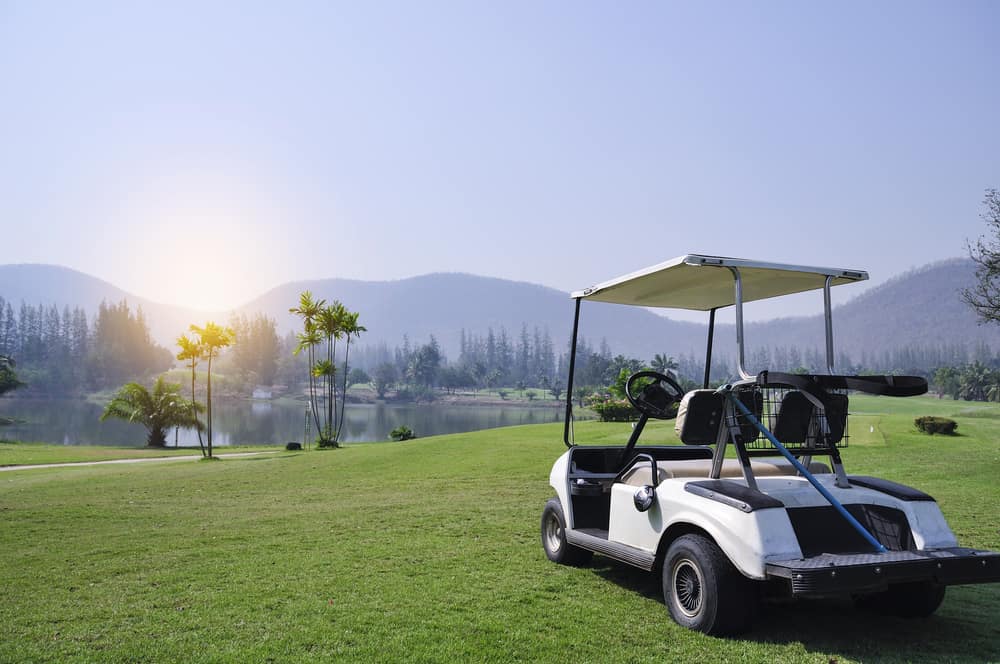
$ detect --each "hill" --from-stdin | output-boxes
[1,258,998,367]
[0,264,210,347]
[741,258,1000,363]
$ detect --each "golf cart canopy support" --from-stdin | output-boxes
[563,255,869,447]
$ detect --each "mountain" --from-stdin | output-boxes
[0,263,211,346]
[741,258,1000,360]
[1,258,998,367]
[235,273,708,361]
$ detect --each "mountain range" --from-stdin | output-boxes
[1,258,997,365]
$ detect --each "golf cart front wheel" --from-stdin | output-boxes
[540,498,592,566]
[663,534,756,635]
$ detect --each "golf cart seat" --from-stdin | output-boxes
[619,458,831,487]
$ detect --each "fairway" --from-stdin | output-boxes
[1,395,998,662]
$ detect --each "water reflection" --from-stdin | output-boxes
[0,398,564,446]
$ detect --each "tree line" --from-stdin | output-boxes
[0,296,171,393]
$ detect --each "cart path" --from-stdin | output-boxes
[0,451,279,472]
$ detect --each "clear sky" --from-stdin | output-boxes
[1,1,997,320]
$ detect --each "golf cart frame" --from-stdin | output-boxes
[542,255,1000,635]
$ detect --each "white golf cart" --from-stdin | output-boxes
[542,255,1000,635]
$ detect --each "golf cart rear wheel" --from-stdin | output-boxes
[663,534,756,635]
[855,580,946,618]
[541,498,592,566]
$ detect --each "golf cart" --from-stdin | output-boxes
[541,255,1000,635]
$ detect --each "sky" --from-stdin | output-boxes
[1,1,997,321]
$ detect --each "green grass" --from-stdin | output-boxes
[0,396,998,662]
[0,443,283,466]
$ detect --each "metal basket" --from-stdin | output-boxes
[730,385,848,454]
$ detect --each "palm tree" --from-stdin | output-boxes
[176,334,206,457]
[290,292,325,442]
[336,310,365,442]
[315,302,346,444]
[190,322,235,458]
[958,362,994,402]
[100,377,202,447]
[651,353,679,376]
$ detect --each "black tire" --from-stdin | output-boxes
[855,581,946,618]
[540,498,593,566]
[662,534,757,635]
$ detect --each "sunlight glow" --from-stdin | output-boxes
[113,166,297,311]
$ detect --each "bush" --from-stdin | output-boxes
[389,425,416,441]
[914,416,958,435]
[587,397,638,422]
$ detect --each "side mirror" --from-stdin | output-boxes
[633,485,656,512]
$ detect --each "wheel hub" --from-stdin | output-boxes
[544,514,562,553]
[672,559,703,617]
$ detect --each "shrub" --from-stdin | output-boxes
[389,425,416,441]
[588,397,638,422]
[914,416,958,435]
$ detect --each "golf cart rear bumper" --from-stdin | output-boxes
[765,547,1000,597]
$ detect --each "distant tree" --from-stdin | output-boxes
[963,188,1000,324]
[0,355,23,396]
[372,363,397,399]
[87,300,171,389]
[347,367,370,388]
[407,341,442,387]
[229,313,280,386]
[176,334,207,457]
[100,377,202,447]
[933,366,960,399]
[189,322,235,458]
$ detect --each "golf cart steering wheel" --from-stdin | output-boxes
[625,370,684,420]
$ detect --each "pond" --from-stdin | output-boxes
[0,397,567,447]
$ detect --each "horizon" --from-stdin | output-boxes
[0,254,974,328]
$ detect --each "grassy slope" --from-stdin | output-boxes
[0,396,997,662]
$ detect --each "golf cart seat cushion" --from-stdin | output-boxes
[674,388,763,445]
[619,458,831,487]
[674,390,724,444]
[772,390,813,443]
[772,390,849,445]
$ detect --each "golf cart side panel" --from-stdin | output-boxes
[548,451,572,525]
[907,500,961,549]
[607,480,803,579]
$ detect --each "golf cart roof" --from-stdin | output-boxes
[571,255,868,311]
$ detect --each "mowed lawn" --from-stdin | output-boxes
[1,395,998,662]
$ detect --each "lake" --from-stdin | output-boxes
[0,397,567,447]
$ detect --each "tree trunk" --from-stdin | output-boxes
[207,352,213,458]
[308,344,321,441]
[336,339,351,443]
[192,364,206,458]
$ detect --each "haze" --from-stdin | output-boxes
[1,1,997,320]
